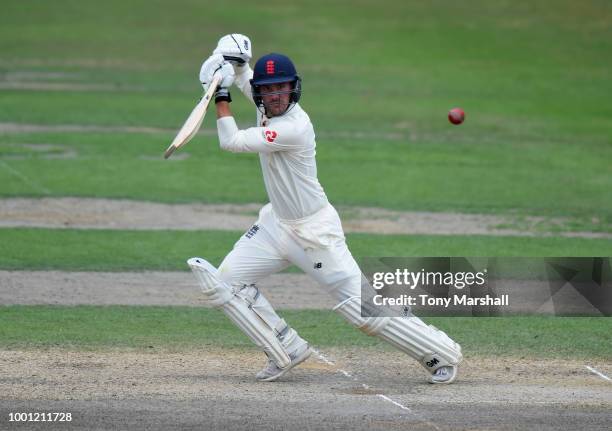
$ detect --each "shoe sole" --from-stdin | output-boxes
[429,366,458,384]
[258,348,312,382]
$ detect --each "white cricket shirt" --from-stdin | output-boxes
[216,66,328,221]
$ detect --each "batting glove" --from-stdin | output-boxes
[213,34,252,72]
[199,54,235,102]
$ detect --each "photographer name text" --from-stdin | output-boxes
[372,294,509,307]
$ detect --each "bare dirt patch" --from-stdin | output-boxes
[0,348,609,430]
[0,82,135,92]
[0,71,146,92]
[3,270,601,317]
[0,121,408,141]
[0,122,178,135]
[0,270,335,309]
[0,143,77,160]
[2,71,81,81]
[1,197,608,238]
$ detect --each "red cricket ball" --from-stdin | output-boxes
[448,107,465,125]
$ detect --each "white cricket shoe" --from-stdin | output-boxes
[429,365,458,384]
[256,344,311,382]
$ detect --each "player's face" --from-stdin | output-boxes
[261,82,292,117]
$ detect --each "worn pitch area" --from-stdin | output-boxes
[2,274,611,430]
[1,348,610,431]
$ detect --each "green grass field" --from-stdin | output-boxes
[2,306,610,359]
[1,228,611,271]
[1,131,610,225]
[0,0,610,359]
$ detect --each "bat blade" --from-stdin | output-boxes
[164,74,222,159]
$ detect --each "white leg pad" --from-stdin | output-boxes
[188,257,291,369]
[333,296,462,374]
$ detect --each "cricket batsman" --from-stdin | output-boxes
[190,34,462,383]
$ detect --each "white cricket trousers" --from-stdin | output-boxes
[215,203,463,377]
[217,203,362,314]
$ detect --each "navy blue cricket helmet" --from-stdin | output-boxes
[250,53,302,115]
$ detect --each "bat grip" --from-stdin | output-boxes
[222,55,245,64]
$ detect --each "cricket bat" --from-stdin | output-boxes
[164,74,222,159]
